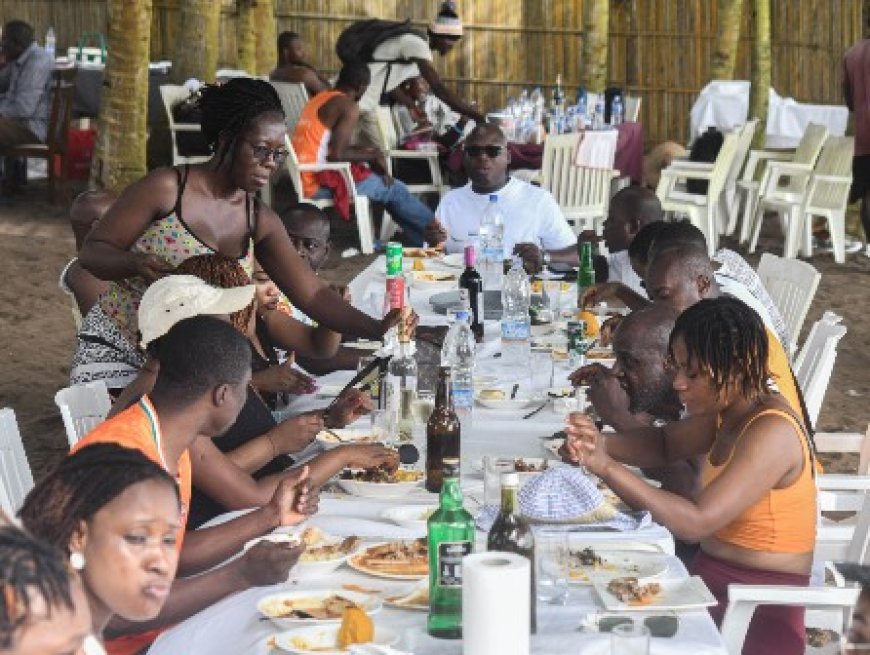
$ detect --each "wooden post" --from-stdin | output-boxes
[237,0,256,74]
[90,0,151,192]
[254,0,277,77]
[749,0,770,147]
[580,0,610,93]
[710,0,744,80]
[173,0,221,83]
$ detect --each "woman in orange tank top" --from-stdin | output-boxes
[566,297,816,655]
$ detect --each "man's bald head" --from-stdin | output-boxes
[464,124,510,193]
[645,243,717,313]
[466,123,507,146]
[612,304,681,418]
[603,186,664,252]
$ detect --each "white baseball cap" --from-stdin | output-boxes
[138,275,256,348]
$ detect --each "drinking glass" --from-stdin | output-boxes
[412,391,435,426]
[610,622,650,655]
[483,456,515,505]
[536,530,570,605]
[544,279,562,317]
[529,349,554,395]
[370,409,394,446]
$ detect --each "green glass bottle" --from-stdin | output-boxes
[486,472,537,633]
[576,240,595,307]
[427,459,474,639]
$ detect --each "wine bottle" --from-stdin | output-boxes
[426,366,461,493]
[487,472,537,633]
[459,244,484,342]
[427,459,474,639]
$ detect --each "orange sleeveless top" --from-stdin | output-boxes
[291,89,343,198]
[701,408,816,553]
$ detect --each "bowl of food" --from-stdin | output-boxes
[293,528,362,578]
[315,428,382,450]
[474,388,542,410]
[384,578,429,611]
[257,589,382,630]
[337,468,424,498]
[379,504,437,530]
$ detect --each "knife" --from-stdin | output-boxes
[323,354,391,414]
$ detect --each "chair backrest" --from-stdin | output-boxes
[806,136,855,212]
[54,381,112,448]
[793,122,829,166]
[159,84,209,166]
[374,106,399,151]
[0,409,34,514]
[756,252,821,348]
[793,314,847,427]
[623,96,641,122]
[540,132,613,233]
[283,135,308,199]
[726,119,758,188]
[269,81,308,134]
[46,72,76,156]
[704,130,741,202]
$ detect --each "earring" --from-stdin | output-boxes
[70,551,86,570]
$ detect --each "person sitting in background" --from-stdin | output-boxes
[393,76,470,149]
[292,62,435,246]
[60,190,114,323]
[565,297,816,655]
[269,31,330,97]
[0,20,52,154]
[279,203,366,374]
[835,562,870,653]
[71,315,314,655]
[0,526,92,655]
[424,124,576,269]
[19,444,182,654]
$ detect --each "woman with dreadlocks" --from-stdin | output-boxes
[18,443,182,655]
[565,297,816,655]
[0,526,92,654]
[72,77,408,391]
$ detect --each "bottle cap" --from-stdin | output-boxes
[501,472,520,487]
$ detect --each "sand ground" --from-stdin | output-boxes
[0,179,867,480]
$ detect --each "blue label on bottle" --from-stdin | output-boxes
[501,320,530,340]
[452,387,474,410]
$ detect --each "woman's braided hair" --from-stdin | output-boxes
[669,296,770,399]
[197,77,285,165]
[0,527,76,649]
[175,254,256,334]
[18,444,180,557]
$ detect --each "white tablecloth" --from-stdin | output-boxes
[148,257,726,655]
[689,80,849,148]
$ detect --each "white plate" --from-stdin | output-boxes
[257,589,382,630]
[383,579,429,611]
[474,392,542,410]
[379,504,437,529]
[346,542,428,580]
[336,476,424,499]
[244,533,301,552]
[315,428,382,450]
[593,576,717,611]
[567,550,669,585]
[272,624,399,654]
[441,253,465,268]
[409,270,459,288]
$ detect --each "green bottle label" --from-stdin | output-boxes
[437,541,472,587]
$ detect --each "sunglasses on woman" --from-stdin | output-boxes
[247,142,289,164]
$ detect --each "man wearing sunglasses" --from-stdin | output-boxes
[424,124,576,270]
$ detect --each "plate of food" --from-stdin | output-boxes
[410,270,458,287]
[337,468,424,498]
[379,504,437,530]
[403,246,443,259]
[315,428,382,449]
[474,388,542,410]
[384,579,429,611]
[347,539,429,580]
[593,576,716,611]
[271,624,399,654]
[257,589,382,630]
[566,548,669,585]
[291,528,362,578]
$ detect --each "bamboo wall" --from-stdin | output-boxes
[9,0,866,147]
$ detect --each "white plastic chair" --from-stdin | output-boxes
[284,136,377,254]
[756,253,821,352]
[269,81,309,135]
[791,313,847,428]
[720,584,859,655]
[54,381,112,448]
[374,106,447,199]
[623,96,641,122]
[656,130,740,256]
[741,123,829,249]
[159,85,211,167]
[0,409,34,515]
[540,132,615,235]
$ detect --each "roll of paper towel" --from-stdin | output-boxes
[462,552,530,655]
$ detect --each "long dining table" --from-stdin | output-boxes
[148,256,728,655]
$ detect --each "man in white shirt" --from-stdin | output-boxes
[424,124,577,262]
[355,3,484,147]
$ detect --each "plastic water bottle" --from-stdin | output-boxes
[501,256,531,366]
[576,88,587,121]
[441,292,475,424]
[45,27,56,60]
[479,195,504,292]
[592,95,605,130]
[611,95,624,126]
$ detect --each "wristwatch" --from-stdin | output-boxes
[542,251,552,266]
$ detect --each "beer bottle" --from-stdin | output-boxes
[426,366,461,493]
